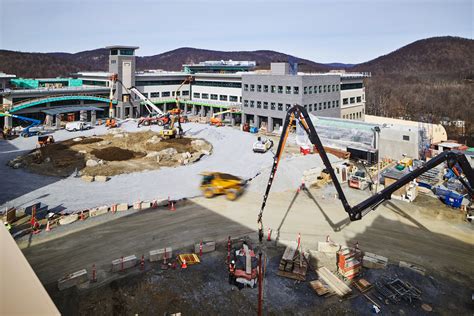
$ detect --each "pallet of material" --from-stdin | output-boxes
[317,267,352,297]
[277,242,308,281]
[177,254,201,265]
[353,278,373,293]
[309,280,336,297]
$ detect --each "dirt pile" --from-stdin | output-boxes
[8,131,212,178]
[91,147,142,161]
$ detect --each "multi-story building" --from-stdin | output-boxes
[1,45,368,130]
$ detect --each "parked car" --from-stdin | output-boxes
[65,121,92,132]
[253,137,273,153]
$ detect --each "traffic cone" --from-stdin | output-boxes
[152,199,158,209]
[181,259,187,269]
[140,255,145,271]
[168,196,171,210]
[80,210,85,221]
[170,201,176,211]
[45,220,51,232]
[267,228,272,241]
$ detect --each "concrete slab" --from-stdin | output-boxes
[362,252,388,269]
[149,248,173,262]
[399,261,426,275]
[111,255,137,272]
[89,206,109,217]
[117,203,129,212]
[194,241,216,254]
[58,214,79,225]
[57,269,88,291]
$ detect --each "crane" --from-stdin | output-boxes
[0,112,42,137]
[256,104,473,241]
[210,107,240,126]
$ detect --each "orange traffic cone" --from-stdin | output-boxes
[80,210,85,221]
[170,202,176,211]
[181,259,187,269]
[45,220,51,232]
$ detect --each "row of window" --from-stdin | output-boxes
[193,81,242,88]
[136,80,185,86]
[341,83,363,90]
[343,111,363,120]
[342,96,363,105]
[243,100,339,111]
[243,84,340,94]
[192,92,240,102]
[143,90,190,98]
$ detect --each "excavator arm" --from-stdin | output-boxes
[257,104,474,241]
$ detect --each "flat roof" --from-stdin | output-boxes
[0,86,109,96]
[0,72,16,79]
[105,45,139,50]
[76,71,113,77]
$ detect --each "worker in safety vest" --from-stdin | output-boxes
[228,260,236,284]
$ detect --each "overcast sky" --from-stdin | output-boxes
[0,0,472,63]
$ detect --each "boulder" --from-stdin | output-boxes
[86,159,99,167]
[146,135,161,144]
[78,150,87,154]
[73,137,83,142]
[98,140,111,146]
[201,150,211,156]
[113,134,124,138]
[44,157,51,163]
[13,162,23,169]
[146,151,160,158]
[191,139,206,148]
[95,175,109,182]
[81,175,94,182]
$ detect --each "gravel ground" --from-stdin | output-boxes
[1,121,278,212]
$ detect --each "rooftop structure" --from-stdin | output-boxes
[183,60,256,74]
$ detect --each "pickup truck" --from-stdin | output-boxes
[65,121,92,132]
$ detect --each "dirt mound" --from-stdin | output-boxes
[91,147,141,161]
[76,137,103,145]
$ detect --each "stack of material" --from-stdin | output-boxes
[177,254,201,265]
[277,242,308,281]
[309,280,335,297]
[414,161,441,188]
[232,243,258,288]
[362,252,388,269]
[317,267,352,297]
[337,247,362,280]
[353,278,373,293]
[375,277,421,304]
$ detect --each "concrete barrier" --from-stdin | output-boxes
[89,206,109,217]
[133,201,142,210]
[317,242,340,253]
[117,203,129,212]
[57,269,88,291]
[399,261,426,275]
[362,252,388,269]
[59,214,79,225]
[194,241,216,254]
[149,248,173,262]
[141,202,152,209]
[112,255,138,272]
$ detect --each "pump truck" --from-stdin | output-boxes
[256,104,474,241]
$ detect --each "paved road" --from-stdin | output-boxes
[22,188,474,287]
[22,201,254,285]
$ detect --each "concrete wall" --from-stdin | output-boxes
[378,127,420,160]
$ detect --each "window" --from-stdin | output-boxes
[303,87,308,94]
[263,102,268,109]
[240,97,242,102]
[319,103,322,110]
[357,96,362,103]
[332,84,335,92]
[278,86,283,94]
[244,100,249,107]
[220,95,228,101]
[343,98,348,105]
[350,97,355,104]
[244,84,249,91]
[176,91,180,96]
[332,101,336,108]
[286,104,291,111]
[250,100,255,108]
[263,85,269,92]
[271,85,276,93]
[308,86,313,94]
[318,85,322,93]
[336,84,339,91]
[286,86,291,94]
[271,102,276,110]
[304,104,308,110]
[323,102,327,109]
[211,94,218,100]
[229,95,238,102]
[257,101,262,108]
[257,85,262,92]
[341,83,363,90]
[162,91,170,97]
[150,92,160,98]
[193,92,200,98]
[172,91,175,96]
[323,85,327,93]
[250,84,255,92]
[309,104,313,111]
[293,86,299,94]
[403,135,410,141]
[202,93,209,99]
[336,100,339,107]
[278,103,283,111]
[313,86,318,93]
[182,90,189,96]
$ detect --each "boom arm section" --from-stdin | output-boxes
[256,104,473,241]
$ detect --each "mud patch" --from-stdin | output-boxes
[91,147,142,161]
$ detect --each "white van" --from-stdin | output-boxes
[65,121,92,132]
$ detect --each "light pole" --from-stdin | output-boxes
[373,126,381,193]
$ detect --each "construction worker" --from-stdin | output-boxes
[228,260,236,284]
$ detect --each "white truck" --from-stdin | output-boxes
[65,121,92,132]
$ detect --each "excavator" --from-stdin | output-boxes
[256,104,474,241]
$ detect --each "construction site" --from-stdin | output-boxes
[1,49,474,316]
